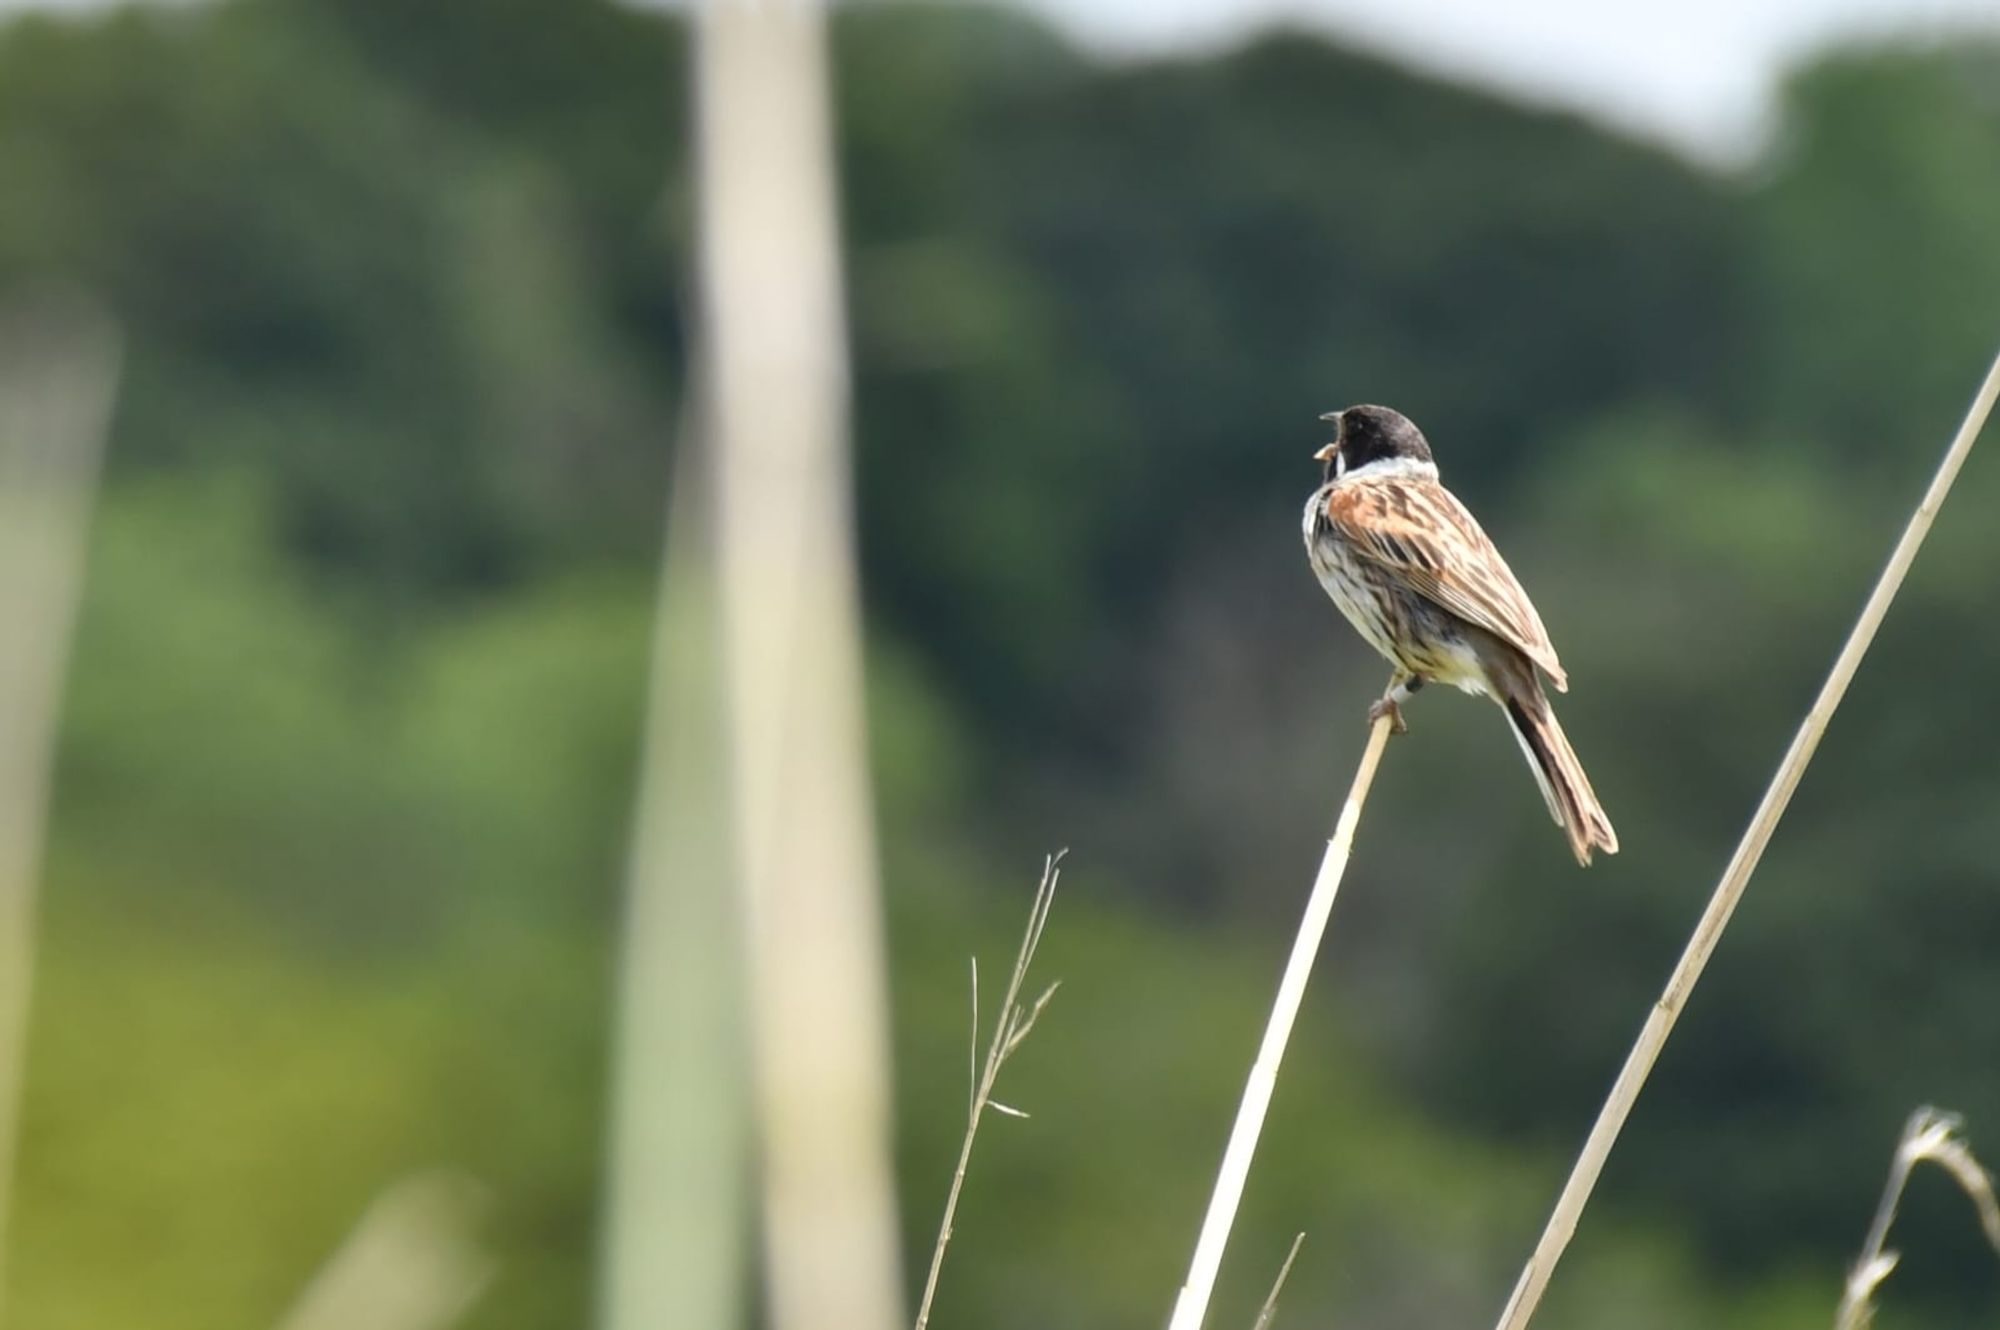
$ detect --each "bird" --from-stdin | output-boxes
[1302,404,1617,865]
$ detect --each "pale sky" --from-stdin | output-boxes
[1022,0,2000,161]
[4,0,1998,161]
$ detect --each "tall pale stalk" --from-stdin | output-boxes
[697,6,903,1330]
[0,290,120,1313]
[597,378,745,1330]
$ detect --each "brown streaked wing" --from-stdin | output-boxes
[1321,477,1569,690]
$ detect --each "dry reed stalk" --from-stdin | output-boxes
[1167,710,1396,1330]
[1493,346,2000,1330]
[1835,1108,2000,1330]
[696,5,903,1329]
[912,853,1064,1330]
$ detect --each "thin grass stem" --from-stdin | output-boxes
[913,853,1065,1330]
[1835,1107,2000,1330]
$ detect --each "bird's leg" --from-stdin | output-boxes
[1368,670,1422,735]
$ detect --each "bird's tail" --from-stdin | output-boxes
[1503,692,1618,866]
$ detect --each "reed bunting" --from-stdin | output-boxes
[1302,405,1618,865]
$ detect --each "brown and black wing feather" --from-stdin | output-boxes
[1320,477,1569,691]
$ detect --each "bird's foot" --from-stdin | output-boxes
[1370,671,1421,734]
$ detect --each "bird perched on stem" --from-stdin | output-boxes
[1302,404,1617,865]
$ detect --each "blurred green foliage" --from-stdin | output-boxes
[3,1,2000,1327]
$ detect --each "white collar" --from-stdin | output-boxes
[1337,454,1438,483]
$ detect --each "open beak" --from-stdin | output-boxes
[1315,409,1344,470]
[1316,408,1344,464]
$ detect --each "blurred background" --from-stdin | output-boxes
[1,0,1999,1327]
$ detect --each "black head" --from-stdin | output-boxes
[1315,404,1433,481]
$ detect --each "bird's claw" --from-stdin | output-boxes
[1368,696,1407,735]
